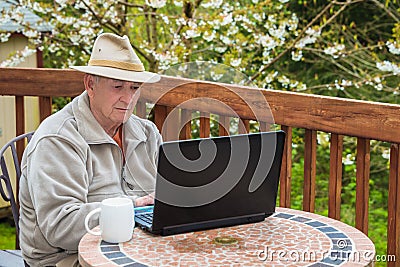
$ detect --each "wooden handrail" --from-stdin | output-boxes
[1,67,399,265]
[3,68,400,143]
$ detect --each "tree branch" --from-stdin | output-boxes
[117,0,144,8]
[80,0,120,34]
[248,0,358,83]
[369,0,399,23]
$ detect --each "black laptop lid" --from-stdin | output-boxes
[152,131,285,233]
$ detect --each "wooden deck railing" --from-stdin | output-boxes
[1,67,399,266]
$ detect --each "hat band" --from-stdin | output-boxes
[89,59,145,72]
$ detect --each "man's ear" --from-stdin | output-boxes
[83,74,95,97]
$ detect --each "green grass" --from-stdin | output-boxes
[0,219,16,249]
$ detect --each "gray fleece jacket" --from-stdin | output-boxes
[18,91,162,266]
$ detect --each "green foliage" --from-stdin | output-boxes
[0,220,16,249]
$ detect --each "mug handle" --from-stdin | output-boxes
[84,208,101,236]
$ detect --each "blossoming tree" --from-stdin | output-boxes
[1,0,399,99]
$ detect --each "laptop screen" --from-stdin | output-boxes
[150,131,285,233]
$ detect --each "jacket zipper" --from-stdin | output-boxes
[116,145,130,195]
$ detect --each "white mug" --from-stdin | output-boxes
[84,197,134,243]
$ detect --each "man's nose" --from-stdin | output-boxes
[120,86,136,103]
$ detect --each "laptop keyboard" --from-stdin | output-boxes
[134,205,154,226]
[136,213,153,224]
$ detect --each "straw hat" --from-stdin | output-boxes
[71,33,160,83]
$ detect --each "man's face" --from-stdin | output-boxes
[86,75,142,128]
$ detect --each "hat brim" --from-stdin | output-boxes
[70,66,161,83]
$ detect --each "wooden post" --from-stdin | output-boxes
[388,144,400,267]
[238,119,250,134]
[355,138,370,235]
[279,125,292,208]
[199,112,210,138]
[328,134,343,220]
[218,115,230,136]
[179,109,192,140]
[303,129,317,212]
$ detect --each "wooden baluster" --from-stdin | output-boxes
[135,100,147,119]
[239,119,250,134]
[388,143,400,267]
[328,134,343,220]
[166,107,181,141]
[39,96,52,122]
[355,137,370,235]
[219,115,230,136]
[153,104,168,138]
[179,109,192,140]
[303,129,317,212]
[15,96,25,162]
[199,112,210,138]
[279,125,292,208]
[14,96,25,250]
[37,48,52,123]
[259,121,270,132]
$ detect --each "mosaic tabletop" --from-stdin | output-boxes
[78,207,375,267]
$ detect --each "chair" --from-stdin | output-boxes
[0,132,34,267]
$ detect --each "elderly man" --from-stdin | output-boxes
[19,33,162,266]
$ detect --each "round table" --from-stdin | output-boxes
[78,207,375,266]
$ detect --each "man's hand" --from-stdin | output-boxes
[135,193,154,207]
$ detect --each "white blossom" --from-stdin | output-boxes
[296,28,321,48]
[230,58,241,67]
[160,14,169,25]
[341,79,352,86]
[176,18,186,26]
[323,44,345,58]
[253,13,262,22]
[185,29,200,39]
[0,46,36,67]
[203,31,216,42]
[210,71,223,81]
[265,71,278,84]
[221,13,233,26]
[287,14,299,31]
[69,35,81,45]
[257,34,277,50]
[215,47,227,53]
[317,132,329,145]
[334,80,344,91]
[269,25,286,40]
[227,25,238,35]
[145,0,166,8]
[343,154,354,165]
[291,50,302,61]
[202,0,223,9]
[22,29,39,38]
[386,41,400,55]
[382,149,390,160]
[220,36,232,45]
[277,75,290,88]
[377,61,400,75]
[0,33,11,43]
[174,0,183,7]
[54,14,75,25]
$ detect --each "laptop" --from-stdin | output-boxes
[134,130,285,236]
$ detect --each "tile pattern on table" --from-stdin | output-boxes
[276,208,375,267]
[79,208,375,267]
[119,215,331,266]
